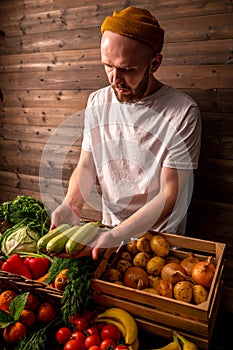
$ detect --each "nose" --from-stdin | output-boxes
[112,67,123,85]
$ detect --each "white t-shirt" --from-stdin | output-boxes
[82,84,201,233]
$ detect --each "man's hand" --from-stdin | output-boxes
[50,202,80,230]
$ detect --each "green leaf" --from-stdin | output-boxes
[9,292,29,321]
[0,309,15,327]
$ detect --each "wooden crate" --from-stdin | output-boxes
[91,233,226,350]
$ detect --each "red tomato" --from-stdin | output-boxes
[100,338,116,350]
[85,334,101,349]
[89,347,100,350]
[63,339,85,350]
[82,309,96,323]
[100,324,121,342]
[70,331,86,343]
[86,326,100,336]
[114,346,129,350]
[69,313,80,324]
[73,317,89,331]
[56,327,72,344]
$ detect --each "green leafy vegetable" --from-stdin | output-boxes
[0,195,50,235]
[1,225,40,257]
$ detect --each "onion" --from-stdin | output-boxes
[123,267,148,290]
[161,262,186,285]
[191,256,216,288]
[156,278,173,298]
[180,252,200,276]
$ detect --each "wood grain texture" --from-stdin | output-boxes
[0,0,233,291]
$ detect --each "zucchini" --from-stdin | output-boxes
[46,226,81,254]
[37,224,71,251]
[65,221,100,256]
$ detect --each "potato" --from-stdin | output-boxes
[106,268,122,282]
[119,251,133,262]
[136,236,151,253]
[146,256,165,276]
[116,259,132,274]
[192,284,208,304]
[133,252,151,269]
[126,240,138,255]
[149,234,170,257]
[173,281,193,303]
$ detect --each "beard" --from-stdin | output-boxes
[112,66,150,103]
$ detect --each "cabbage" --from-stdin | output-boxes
[1,225,40,256]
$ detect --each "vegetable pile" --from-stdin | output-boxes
[103,232,216,305]
[0,196,51,258]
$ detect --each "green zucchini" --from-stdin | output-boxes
[46,226,81,254]
[65,221,100,256]
[37,224,71,251]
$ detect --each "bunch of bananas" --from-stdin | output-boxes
[142,330,198,350]
[96,307,139,350]
[37,221,100,255]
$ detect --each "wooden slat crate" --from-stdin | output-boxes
[91,233,226,350]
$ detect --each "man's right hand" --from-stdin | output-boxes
[50,202,80,230]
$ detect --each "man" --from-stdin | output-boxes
[50,7,201,260]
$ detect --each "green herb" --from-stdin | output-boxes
[15,317,63,350]
[0,196,51,236]
[61,256,99,323]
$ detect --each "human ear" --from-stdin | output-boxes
[151,53,163,72]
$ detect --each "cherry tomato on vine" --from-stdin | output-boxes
[85,334,101,349]
[100,338,117,350]
[70,331,86,343]
[114,346,129,350]
[100,324,121,342]
[63,339,85,350]
[73,317,89,331]
[86,326,100,336]
[56,327,72,344]
[89,346,100,350]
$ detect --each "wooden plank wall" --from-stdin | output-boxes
[0,0,233,292]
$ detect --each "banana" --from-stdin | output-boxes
[37,224,71,251]
[141,332,181,350]
[46,226,81,254]
[173,331,198,350]
[96,307,138,345]
[65,221,100,255]
[128,336,139,350]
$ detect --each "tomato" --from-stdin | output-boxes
[89,347,100,350]
[85,334,101,349]
[100,338,116,350]
[37,302,56,323]
[73,317,89,331]
[56,327,72,344]
[69,313,80,324]
[100,324,121,342]
[70,331,86,343]
[82,309,97,323]
[114,346,129,350]
[63,339,85,350]
[86,326,100,336]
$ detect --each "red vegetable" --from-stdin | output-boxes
[1,254,32,279]
[24,257,50,279]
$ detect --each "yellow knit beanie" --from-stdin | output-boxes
[101,7,164,52]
